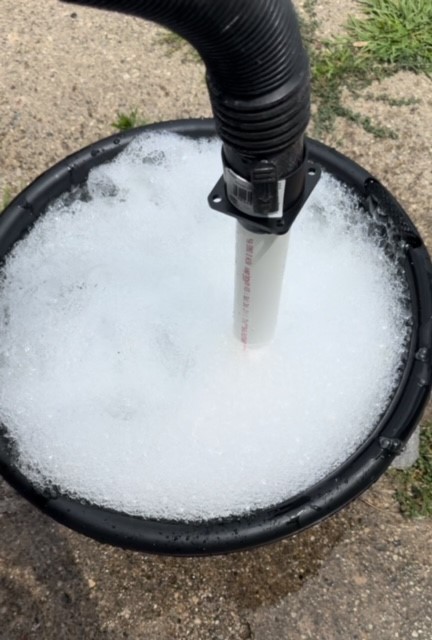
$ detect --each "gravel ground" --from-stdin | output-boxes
[1,1,432,639]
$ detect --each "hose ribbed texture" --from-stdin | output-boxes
[62,0,310,165]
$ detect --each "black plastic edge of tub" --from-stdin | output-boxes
[0,118,431,556]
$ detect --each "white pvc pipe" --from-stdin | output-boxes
[233,222,290,349]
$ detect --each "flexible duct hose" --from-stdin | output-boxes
[61,0,310,181]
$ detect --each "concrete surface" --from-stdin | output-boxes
[0,1,431,639]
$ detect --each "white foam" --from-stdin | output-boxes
[0,133,410,520]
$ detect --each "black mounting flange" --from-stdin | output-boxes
[208,150,321,235]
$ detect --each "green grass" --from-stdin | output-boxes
[302,0,431,136]
[157,29,200,62]
[1,186,13,213]
[362,92,421,106]
[333,105,398,138]
[112,110,148,131]
[392,423,432,518]
[347,0,432,75]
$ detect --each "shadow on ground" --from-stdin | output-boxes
[1,477,352,639]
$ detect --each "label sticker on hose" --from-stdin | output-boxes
[224,167,284,219]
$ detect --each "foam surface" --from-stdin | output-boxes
[0,133,411,520]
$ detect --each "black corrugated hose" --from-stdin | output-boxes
[61,0,311,222]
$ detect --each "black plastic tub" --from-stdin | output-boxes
[0,119,431,556]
